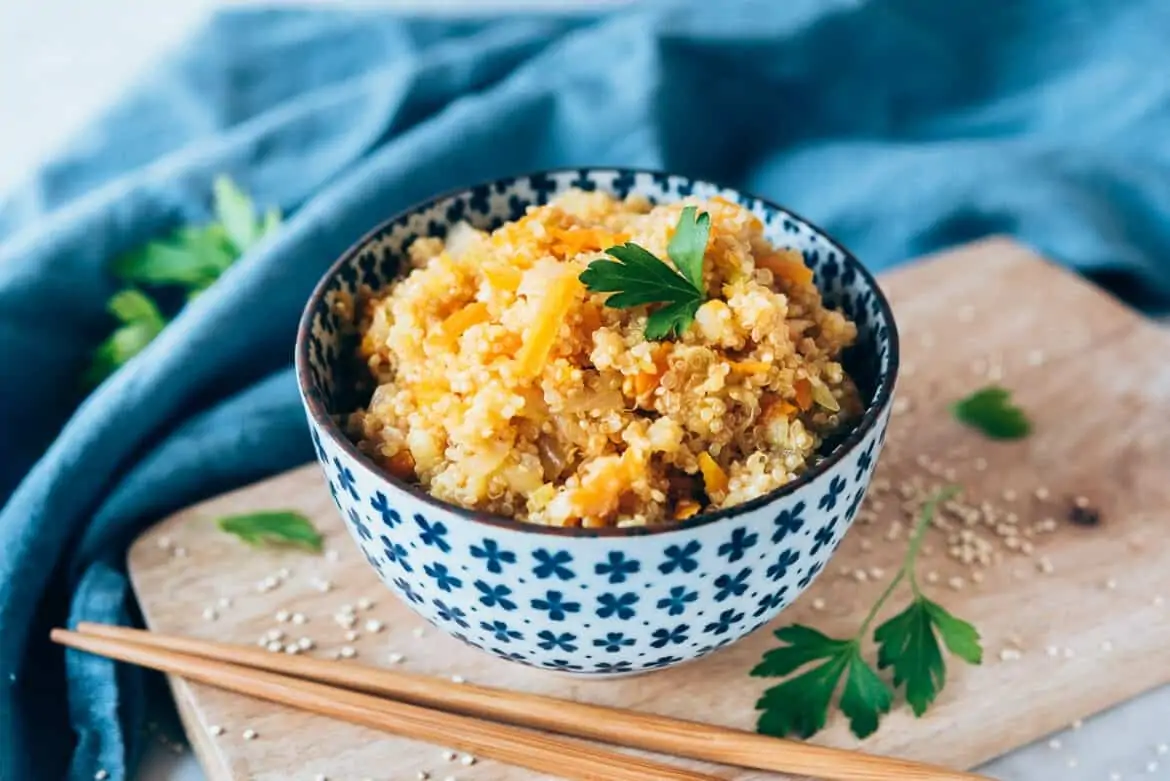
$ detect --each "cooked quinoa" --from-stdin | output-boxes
[345,190,862,527]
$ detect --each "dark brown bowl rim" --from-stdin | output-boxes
[295,166,900,539]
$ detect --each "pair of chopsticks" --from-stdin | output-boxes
[54,624,989,781]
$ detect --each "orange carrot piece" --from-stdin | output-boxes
[516,273,582,378]
[758,249,814,286]
[674,500,702,521]
[794,378,813,411]
[697,453,728,497]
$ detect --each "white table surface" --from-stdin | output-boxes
[3,1,1167,779]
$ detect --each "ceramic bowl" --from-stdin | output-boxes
[295,169,899,675]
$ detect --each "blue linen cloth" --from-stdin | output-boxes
[3,1,1170,778]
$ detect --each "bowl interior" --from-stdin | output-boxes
[298,168,897,516]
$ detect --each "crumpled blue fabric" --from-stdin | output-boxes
[3,1,1170,778]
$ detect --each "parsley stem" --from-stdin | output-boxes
[904,485,959,597]
[857,569,905,637]
[857,484,959,634]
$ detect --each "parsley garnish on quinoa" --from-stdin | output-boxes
[579,206,711,340]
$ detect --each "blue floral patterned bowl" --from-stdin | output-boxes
[295,169,899,675]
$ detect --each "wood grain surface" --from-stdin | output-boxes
[127,238,1170,781]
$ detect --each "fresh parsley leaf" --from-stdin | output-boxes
[84,290,167,386]
[753,625,891,739]
[113,224,235,288]
[217,510,323,552]
[665,205,710,292]
[213,175,260,252]
[88,177,282,387]
[579,209,710,340]
[752,488,980,739]
[874,597,981,716]
[644,299,702,341]
[952,385,1030,439]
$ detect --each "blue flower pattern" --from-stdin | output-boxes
[658,541,700,574]
[533,549,575,581]
[470,539,515,574]
[657,586,698,616]
[718,527,758,562]
[423,562,462,593]
[309,170,896,674]
[531,590,581,622]
[713,568,751,602]
[597,592,639,620]
[370,492,401,528]
[348,508,371,541]
[595,551,640,584]
[771,501,805,544]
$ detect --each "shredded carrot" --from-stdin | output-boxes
[482,264,522,292]
[386,450,416,480]
[515,272,582,378]
[438,302,491,346]
[698,452,729,497]
[794,378,814,411]
[549,227,626,258]
[674,500,702,521]
[758,248,814,286]
[571,451,641,519]
[729,360,772,375]
[634,344,672,397]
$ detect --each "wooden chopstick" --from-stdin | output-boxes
[74,622,989,781]
[52,628,720,781]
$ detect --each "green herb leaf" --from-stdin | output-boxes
[84,290,167,386]
[217,511,323,552]
[665,205,711,292]
[952,385,1030,439]
[752,487,980,740]
[579,210,709,340]
[753,627,890,739]
[213,175,259,252]
[113,225,235,288]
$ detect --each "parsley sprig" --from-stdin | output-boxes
[86,177,281,386]
[752,487,982,739]
[952,385,1031,439]
[579,206,710,339]
[217,510,322,552]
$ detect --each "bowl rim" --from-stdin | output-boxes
[295,166,900,538]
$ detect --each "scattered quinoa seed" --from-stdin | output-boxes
[1157,743,1169,755]
[266,641,283,653]
[413,627,426,639]
[452,675,466,684]
[1048,739,1062,750]
[1071,718,1083,730]
[292,612,307,625]
[209,725,224,736]
[202,608,217,621]
[365,619,384,633]
[460,755,476,766]
[156,536,172,550]
[242,729,257,740]
[217,596,232,609]
[345,630,360,642]
[388,652,405,664]
[442,751,457,762]
[811,598,826,611]
[358,597,374,610]
[339,646,357,659]
[1148,760,1159,773]
[1104,578,1117,590]
[95,771,109,780]
[174,547,188,558]
[275,610,290,623]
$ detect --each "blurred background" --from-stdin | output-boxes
[1,0,632,192]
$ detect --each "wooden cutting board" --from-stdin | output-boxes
[128,238,1170,781]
